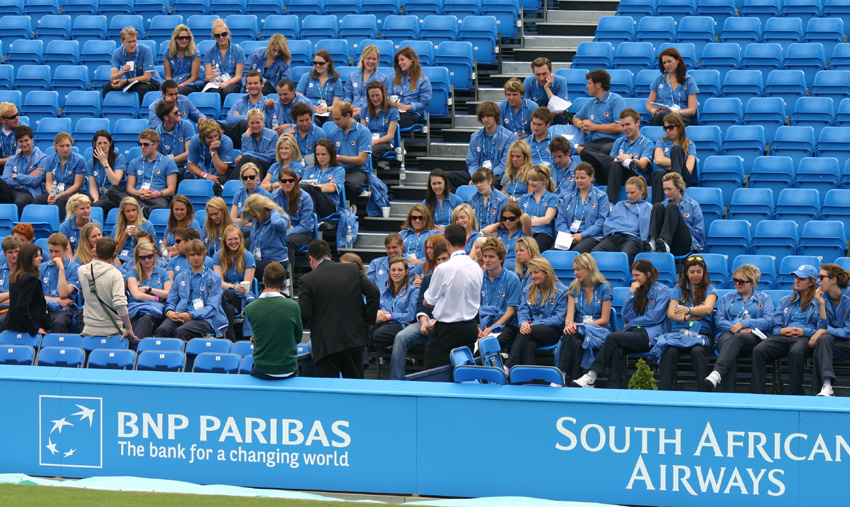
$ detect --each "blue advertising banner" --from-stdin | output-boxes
[1,366,849,506]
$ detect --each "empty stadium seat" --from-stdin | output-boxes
[742,43,784,76]
[37,346,85,367]
[721,69,764,107]
[686,125,723,164]
[752,220,800,261]
[685,186,723,231]
[22,90,60,126]
[224,14,259,45]
[80,40,116,79]
[339,14,378,44]
[775,188,821,227]
[699,97,742,137]
[748,156,794,203]
[722,124,766,170]
[770,126,816,169]
[804,17,845,57]
[20,204,59,239]
[726,187,774,231]
[0,344,34,365]
[742,96,785,143]
[781,0,822,25]
[612,41,655,75]
[829,43,850,71]
[701,252,729,288]
[381,14,419,44]
[98,0,134,16]
[316,39,351,67]
[658,0,696,16]
[480,0,518,38]
[796,156,840,204]
[635,16,676,47]
[171,0,210,16]
[35,14,71,43]
[706,220,751,259]
[821,189,850,239]
[87,348,136,369]
[594,15,635,44]
[698,42,741,81]
[136,350,186,371]
[791,96,834,139]
[435,41,474,90]
[659,42,697,68]
[459,15,498,65]
[591,251,631,287]
[6,39,43,66]
[71,14,107,45]
[14,65,51,100]
[260,15,298,40]
[214,0,247,17]
[49,63,89,107]
[720,16,761,47]
[762,16,803,46]
[783,42,825,88]
[571,41,614,70]
[63,91,102,129]
[43,40,80,78]
[106,14,143,40]
[112,118,149,155]
[420,15,459,46]
[72,117,110,145]
[799,220,847,262]
[618,0,657,19]
[764,69,807,111]
[700,155,745,206]
[675,16,714,57]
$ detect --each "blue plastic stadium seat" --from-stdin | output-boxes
[685,186,723,231]
[43,41,80,79]
[790,97,834,139]
[700,155,745,206]
[701,252,729,288]
[690,69,722,104]
[214,0,246,16]
[830,43,850,71]
[632,69,655,97]
[686,124,723,160]
[260,15,298,40]
[720,16,761,47]
[185,14,218,38]
[572,41,614,70]
[777,256,823,289]
[6,39,43,66]
[726,187,774,233]
[420,15,458,46]
[675,16,714,57]
[635,252,677,287]
[101,92,140,129]
[612,41,655,75]
[706,219,751,259]
[698,42,740,81]
[835,98,850,128]
[721,69,763,107]
[723,124,766,172]
[0,90,21,109]
[404,0,443,17]
[659,0,696,16]
[783,42,825,88]
[171,0,209,16]
[106,14,144,40]
[740,0,780,25]
[20,204,59,239]
[14,65,51,100]
[0,15,31,53]
[804,17,845,57]
[316,39,351,67]
[458,15,498,65]
[479,0,518,38]
[99,0,133,16]
[541,250,579,280]
[731,254,777,290]
[87,348,136,369]
[764,69,807,111]
[811,70,850,106]
[595,15,635,44]
[796,156,840,204]
[136,350,186,371]
[0,344,34,365]
[658,42,697,68]
[635,16,676,48]
[112,118,149,156]
[339,14,378,44]
[435,41,474,90]
[742,97,784,144]
[381,15,419,45]
[37,346,85,367]
[618,0,657,19]
[300,14,338,46]
[799,220,847,263]
[35,14,71,43]
[0,0,22,16]
[63,91,102,129]
[354,39,394,66]
[753,221,801,262]
[762,16,803,46]
[71,15,106,46]
[775,188,821,228]
[224,14,259,45]
[147,15,184,45]
[423,66,451,117]
[816,127,850,169]
[34,117,71,149]
[445,0,481,17]
[821,189,850,239]
[699,97,742,137]
[80,40,117,80]
[72,117,109,146]
[781,0,822,26]
[770,125,816,169]
[177,179,215,209]
[741,43,783,76]
[22,91,60,126]
[0,65,12,89]
[748,156,794,204]
[591,251,631,287]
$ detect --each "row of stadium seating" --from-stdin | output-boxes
[618,0,850,24]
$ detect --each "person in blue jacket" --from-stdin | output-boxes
[504,258,568,368]
[243,193,289,279]
[574,258,671,388]
[451,203,483,256]
[646,47,699,126]
[460,101,518,189]
[57,195,93,256]
[549,136,579,196]
[811,264,850,397]
[592,175,653,264]
[751,264,821,395]
[579,108,654,205]
[243,34,292,95]
[103,26,159,102]
[555,163,609,253]
[186,119,236,183]
[655,255,718,391]
[649,172,704,255]
[301,139,345,217]
[500,78,537,138]
[400,203,440,269]
[704,263,775,392]
[147,80,205,130]
[213,224,257,341]
[523,57,569,124]
[230,162,271,235]
[265,79,313,135]
[0,102,18,166]
[156,238,228,339]
[0,126,47,214]
[502,140,532,202]
[166,227,213,280]
[482,202,531,273]
[389,47,432,129]
[367,233,404,291]
[203,19,246,100]
[126,240,172,340]
[285,102,328,166]
[236,109,278,176]
[272,166,315,264]
[518,164,559,252]
[572,69,627,156]
[345,45,392,118]
[296,49,343,127]
[360,80,400,167]
[34,133,86,217]
[262,134,305,191]
[478,238,522,339]
[650,112,697,203]
[88,130,127,210]
[560,253,613,384]
[325,101,372,201]
[369,257,419,352]
[162,25,204,95]
[423,169,463,231]
[468,167,509,229]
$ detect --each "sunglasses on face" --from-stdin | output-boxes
[733,278,751,285]
[818,274,832,280]
[410,215,425,221]
[3,113,18,120]
[663,125,676,131]
[176,36,190,41]
[279,178,295,184]
[139,254,155,261]
[138,142,152,147]
[174,239,183,244]
[241,175,257,181]
[501,215,518,222]
[312,61,326,66]
[214,32,228,39]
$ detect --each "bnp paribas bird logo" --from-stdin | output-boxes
[39,395,103,469]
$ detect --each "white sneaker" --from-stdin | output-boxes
[817,385,834,397]
[572,374,595,388]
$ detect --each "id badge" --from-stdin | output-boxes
[253,246,261,259]
[482,160,492,170]
[583,315,593,324]
[57,183,65,193]
[409,252,417,260]
[120,249,129,257]
[570,219,582,233]
[141,182,151,190]
[192,298,204,310]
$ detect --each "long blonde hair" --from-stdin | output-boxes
[218,224,246,276]
[451,203,479,233]
[168,24,197,58]
[133,240,158,281]
[75,222,101,265]
[514,236,541,281]
[567,253,610,296]
[504,140,532,187]
[114,197,146,240]
[203,197,232,247]
[65,194,91,220]
[275,133,303,165]
[266,33,291,64]
[526,258,559,307]
[243,194,286,223]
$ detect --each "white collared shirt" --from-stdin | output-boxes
[425,250,483,322]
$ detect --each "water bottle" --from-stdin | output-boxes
[345,224,353,249]
[214,63,221,84]
[742,309,751,322]
[49,180,58,198]
[271,113,279,129]
[399,159,406,187]
[160,240,170,260]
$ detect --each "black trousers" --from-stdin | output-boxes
[533,232,554,252]
[592,235,641,265]
[650,202,693,256]
[505,324,562,368]
[579,137,616,158]
[589,328,651,389]
[370,321,403,350]
[580,149,640,205]
[344,169,368,203]
[713,330,760,393]
[154,318,214,341]
[651,110,693,127]
[236,155,271,180]
[48,309,74,333]
[102,81,159,104]
[751,334,813,395]
[221,289,243,341]
[650,144,691,204]
[447,170,472,191]
[315,346,365,378]
[372,142,393,167]
[399,111,419,129]
[131,313,162,340]
[571,236,600,253]
[657,335,714,391]
[559,332,585,383]
[286,232,312,265]
[425,318,479,369]
[812,334,850,393]
[178,83,201,95]
[0,181,33,216]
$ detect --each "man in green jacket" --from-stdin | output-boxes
[245,262,302,379]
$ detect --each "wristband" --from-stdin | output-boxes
[165,310,172,317]
[201,172,207,178]
[687,307,692,316]
[154,296,160,302]
[156,190,161,197]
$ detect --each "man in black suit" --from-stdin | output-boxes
[299,240,380,378]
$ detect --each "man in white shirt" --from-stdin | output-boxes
[424,224,484,369]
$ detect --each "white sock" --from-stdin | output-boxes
[824,378,833,388]
[587,370,597,382]
[707,371,721,386]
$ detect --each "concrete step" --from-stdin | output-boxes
[500,61,570,75]
[547,9,613,23]
[478,87,504,101]
[419,157,468,172]
[514,48,577,62]
[401,169,430,186]
[361,216,409,232]
[389,200,419,215]
[391,185,428,201]
[555,0,619,11]
[428,142,469,158]
[538,22,597,37]
[442,128,477,143]
[354,232,390,248]
[524,35,592,49]
[455,114,480,128]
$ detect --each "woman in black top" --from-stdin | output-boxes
[7,243,48,336]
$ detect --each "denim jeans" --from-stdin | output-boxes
[389,323,429,380]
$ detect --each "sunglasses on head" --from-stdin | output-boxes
[241,174,257,181]
[214,31,228,39]
[139,253,155,261]
[687,255,704,262]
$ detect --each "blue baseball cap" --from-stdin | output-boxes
[791,264,817,280]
